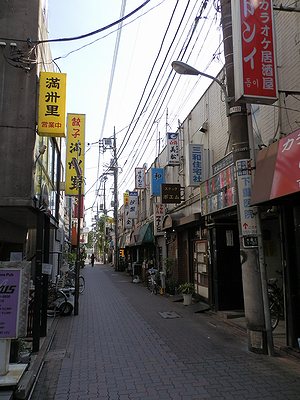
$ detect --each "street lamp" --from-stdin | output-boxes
[171,61,230,117]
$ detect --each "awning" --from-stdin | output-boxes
[135,222,154,246]
[162,213,184,230]
[251,128,300,205]
[161,213,200,230]
[127,227,139,247]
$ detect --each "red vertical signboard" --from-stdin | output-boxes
[232,0,277,104]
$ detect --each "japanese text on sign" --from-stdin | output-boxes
[65,114,85,195]
[128,192,138,219]
[153,203,165,236]
[242,0,276,98]
[236,159,257,235]
[233,0,277,103]
[135,168,146,189]
[151,168,165,196]
[167,132,180,166]
[188,144,203,186]
[161,184,181,204]
[38,72,67,137]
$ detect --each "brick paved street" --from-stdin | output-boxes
[31,264,300,400]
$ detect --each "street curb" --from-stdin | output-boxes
[14,318,59,400]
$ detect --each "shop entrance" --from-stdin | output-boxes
[210,223,244,311]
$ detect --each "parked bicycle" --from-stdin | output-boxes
[268,275,284,330]
[47,282,73,317]
[147,267,160,295]
[64,265,85,294]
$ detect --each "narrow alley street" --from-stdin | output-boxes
[30,264,300,400]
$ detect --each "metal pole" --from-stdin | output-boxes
[74,180,82,316]
[32,210,44,353]
[113,127,119,271]
[40,214,50,337]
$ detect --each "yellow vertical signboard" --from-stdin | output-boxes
[124,192,129,206]
[38,71,67,137]
[65,114,85,196]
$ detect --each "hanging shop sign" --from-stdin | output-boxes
[38,71,67,137]
[161,184,181,204]
[187,144,203,186]
[135,168,146,189]
[128,191,138,219]
[150,168,165,196]
[153,203,165,236]
[65,114,85,196]
[124,207,133,229]
[167,132,180,166]
[124,192,129,206]
[232,0,277,104]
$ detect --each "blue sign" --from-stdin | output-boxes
[151,168,165,196]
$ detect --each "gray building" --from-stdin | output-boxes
[0,1,64,268]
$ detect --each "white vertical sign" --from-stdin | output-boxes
[153,203,165,236]
[167,132,180,166]
[236,159,257,235]
[128,191,138,219]
[124,208,133,229]
[135,168,146,189]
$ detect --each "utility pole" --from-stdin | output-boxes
[113,127,119,271]
[220,0,273,354]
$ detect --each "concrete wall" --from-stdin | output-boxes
[0,1,40,201]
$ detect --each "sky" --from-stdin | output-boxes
[47,0,224,227]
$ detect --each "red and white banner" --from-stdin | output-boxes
[232,0,277,104]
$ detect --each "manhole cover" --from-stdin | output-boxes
[159,311,182,319]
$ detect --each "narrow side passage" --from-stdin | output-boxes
[31,264,300,400]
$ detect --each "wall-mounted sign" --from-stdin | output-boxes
[65,114,85,196]
[0,262,30,339]
[236,159,257,236]
[187,144,203,186]
[200,164,236,215]
[135,168,146,189]
[232,0,277,104]
[150,168,165,196]
[167,132,180,166]
[38,72,67,137]
[161,184,181,204]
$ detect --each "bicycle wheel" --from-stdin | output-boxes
[269,299,280,330]
[47,289,68,317]
[79,276,85,294]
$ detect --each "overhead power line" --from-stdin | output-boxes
[0,0,151,44]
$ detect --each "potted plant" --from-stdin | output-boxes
[178,282,194,305]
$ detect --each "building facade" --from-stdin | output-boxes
[119,5,300,351]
